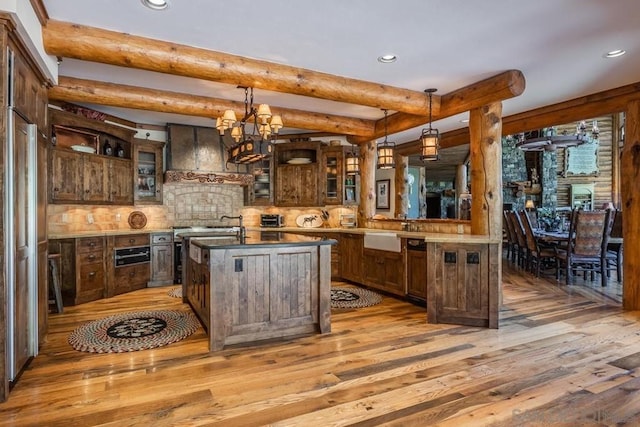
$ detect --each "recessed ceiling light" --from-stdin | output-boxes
[377,54,397,64]
[141,0,169,10]
[605,49,626,58]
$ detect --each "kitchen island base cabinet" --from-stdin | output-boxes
[426,241,500,328]
[185,232,333,352]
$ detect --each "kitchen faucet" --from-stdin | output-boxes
[220,215,245,241]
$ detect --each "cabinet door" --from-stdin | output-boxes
[340,233,363,282]
[407,249,427,301]
[321,148,343,205]
[150,244,174,284]
[82,155,109,202]
[134,142,163,204]
[109,158,134,204]
[363,248,405,296]
[49,149,82,202]
[275,165,299,206]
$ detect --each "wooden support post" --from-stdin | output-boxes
[455,164,468,219]
[358,140,377,226]
[469,103,503,238]
[394,152,409,219]
[622,100,640,310]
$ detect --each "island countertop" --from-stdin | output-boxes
[188,230,337,249]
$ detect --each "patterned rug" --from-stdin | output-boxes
[168,286,182,298]
[68,310,200,353]
[331,287,382,309]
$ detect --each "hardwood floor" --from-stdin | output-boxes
[1,262,639,426]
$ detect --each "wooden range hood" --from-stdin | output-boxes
[43,20,525,143]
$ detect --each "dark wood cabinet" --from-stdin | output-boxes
[362,247,405,296]
[186,246,210,330]
[245,157,274,206]
[107,234,150,297]
[321,146,344,205]
[406,240,427,303]
[149,232,174,286]
[274,141,320,206]
[51,237,106,306]
[340,233,363,283]
[133,140,164,204]
[49,148,133,204]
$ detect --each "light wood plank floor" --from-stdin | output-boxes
[1,262,639,426]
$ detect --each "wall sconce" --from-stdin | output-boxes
[525,199,535,211]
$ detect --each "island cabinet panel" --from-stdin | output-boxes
[201,244,331,352]
[187,250,210,329]
[426,242,499,328]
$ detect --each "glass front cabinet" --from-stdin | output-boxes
[321,145,358,206]
[133,140,164,204]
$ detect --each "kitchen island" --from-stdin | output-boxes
[183,231,335,352]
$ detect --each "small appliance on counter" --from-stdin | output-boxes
[340,213,356,228]
[260,214,285,228]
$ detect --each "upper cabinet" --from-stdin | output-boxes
[274,141,321,206]
[48,108,136,205]
[133,139,164,205]
[320,145,359,206]
[244,157,274,206]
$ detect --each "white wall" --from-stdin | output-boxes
[0,0,58,83]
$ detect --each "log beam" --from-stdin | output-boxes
[348,70,525,144]
[48,76,376,136]
[43,20,434,116]
[622,99,640,310]
[469,102,503,238]
[358,140,377,225]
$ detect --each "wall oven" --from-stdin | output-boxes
[114,246,151,267]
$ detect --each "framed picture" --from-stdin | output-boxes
[376,179,390,210]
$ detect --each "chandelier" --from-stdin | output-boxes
[377,109,395,169]
[515,120,598,152]
[217,87,283,164]
[420,88,440,161]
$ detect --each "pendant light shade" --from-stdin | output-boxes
[377,109,395,169]
[420,88,440,161]
[346,143,360,175]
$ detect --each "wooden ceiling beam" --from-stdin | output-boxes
[43,20,437,116]
[347,70,525,144]
[48,76,376,136]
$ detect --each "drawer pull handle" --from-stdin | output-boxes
[158,237,166,241]
[53,187,59,192]
[129,239,135,243]
[89,242,96,247]
[88,271,96,277]
[88,254,96,260]
[129,271,135,277]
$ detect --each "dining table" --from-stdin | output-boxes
[534,230,570,245]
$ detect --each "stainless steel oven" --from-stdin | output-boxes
[114,246,150,267]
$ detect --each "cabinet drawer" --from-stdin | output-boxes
[79,263,105,290]
[114,234,150,248]
[152,233,173,244]
[114,263,150,285]
[77,237,104,253]
[78,251,103,264]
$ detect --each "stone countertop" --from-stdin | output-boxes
[49,226,500,244]
[48,228,172,240]
[189,230,337,249]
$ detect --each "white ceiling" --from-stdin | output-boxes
[42,0,640,145]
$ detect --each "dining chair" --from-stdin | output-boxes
[518,210,557,277]
[555,209,613,286]
[503,210,518,263]
[508,211,527,268]
[605,209,623,282]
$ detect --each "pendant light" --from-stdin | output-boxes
[377,109,395,169]
[420,88,440,161]
[345,142,360,175]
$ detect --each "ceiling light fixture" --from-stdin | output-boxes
[141,0,169,10]
[377,54,397,63]
[346,142,360,175]
[377,109,395,169]
[515,120,599,152]
[218,87,283,164]
[420,88,440,161]
[605,49,626,58]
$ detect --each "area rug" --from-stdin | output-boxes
[331,287,382,309]
[168,286,182,298]
[68,310,200,353]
